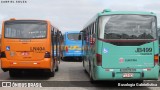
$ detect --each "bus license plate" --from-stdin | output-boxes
[123,73,133,78]
[21,52,29,56]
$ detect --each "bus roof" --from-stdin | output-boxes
[98,9,156,16]
[3,19,60,30]
[82,9,156,30]
[4,18,50,23]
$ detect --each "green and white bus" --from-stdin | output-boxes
[81,9,159,82]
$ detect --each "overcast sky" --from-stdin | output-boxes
[0,0,160,33]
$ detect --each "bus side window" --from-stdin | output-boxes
[55,30,58,57]
[93,23,95,33]
[86,28,89,43]
[51,27,54,45]
[84,29,87,40]
[92,23,96,37]
[90,23,96,44]
[90,26,92,35]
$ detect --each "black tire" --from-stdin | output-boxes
[61,57,63,60]
[89,64,96,83]
[49,70,55,77]
[48,62,55,77]
[63,57,66,61]
[79,57,82,62]
[9,71,16,77]
[9,70,21,77]
[55,64,59,72]
[136,80,143,83]
[84,69,88,74]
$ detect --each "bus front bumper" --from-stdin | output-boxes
[93,66,159,80]
[63,52,83,57]
[1,58,52,71]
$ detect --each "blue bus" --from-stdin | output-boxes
[63,31,83,61]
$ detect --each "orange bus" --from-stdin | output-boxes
[0,18,61,77]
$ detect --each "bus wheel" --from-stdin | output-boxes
[61,57,63,60]
[55,64,59,72]
[49,64,55,77]
[136,80,143,83]
[9,70,21,77]
[63,57,66,61]
[89,65,96,83]
[49,70,55,77]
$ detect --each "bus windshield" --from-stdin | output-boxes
[4,21,47,39]
[67,33,80,40]
[99,15,157,40]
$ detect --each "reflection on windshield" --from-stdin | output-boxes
[5,22,47,39]
[67,33,80,40]
[99,15,156,39]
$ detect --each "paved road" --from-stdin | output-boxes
[0,60,160,90]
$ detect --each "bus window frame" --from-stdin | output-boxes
[67,33,81,41]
